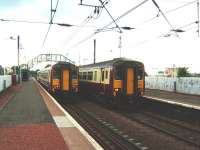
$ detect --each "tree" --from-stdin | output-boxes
[177,67,189,77]
[11,66,20,74]
[0,65,3,75]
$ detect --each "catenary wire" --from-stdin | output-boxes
[98,0,122,33]
[137,0,197,27]
[68,0,195,48]
[41,0,60,48]
[98,0,149,33]
[152,0,179,37]
[63,11,97,49]
[70,0,149,48]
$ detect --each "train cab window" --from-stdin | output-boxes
[115,69,122,80]
[137,68,143,80]
[137,75,141,80]
[94,71,97,81]
[52,69,60,79]
[88,72,93,80]
[105,70,108,79]
[102,71,104,81]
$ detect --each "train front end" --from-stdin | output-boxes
[51,62,78,94]
[113,61,145,100]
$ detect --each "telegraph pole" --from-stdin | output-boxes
[50,0,53,24]
[197,0,199,37]
[17,35,20,83]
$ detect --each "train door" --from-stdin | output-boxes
[101,68,106,94]
[101,68,110,95]
[71,69,78,92]
[62,69,69,91]
[126,68,134,95]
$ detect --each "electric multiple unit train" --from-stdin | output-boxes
[79,58,145,101]
[37,62,79,94]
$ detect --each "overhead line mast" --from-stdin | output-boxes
[41,0,60,48]
[197,0,199,37]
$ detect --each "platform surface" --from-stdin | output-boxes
[0,79,98,150]
[145,89,200,110]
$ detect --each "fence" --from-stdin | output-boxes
[145,77,200,95]
[0,75,12,93]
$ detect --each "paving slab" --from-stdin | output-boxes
[0,80,69,150]
[0,80,53,126]
[0,124,68,150]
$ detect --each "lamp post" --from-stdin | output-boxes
[10,35,21,83]
[118,35,122,58]
[17,35,21,83]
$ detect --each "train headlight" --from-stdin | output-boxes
[114,88,121,96]
[114,88,119,91]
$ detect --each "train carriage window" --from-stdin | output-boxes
[88,72,93,80]
[94,71,97,81]
[102,71,104,81]
[105,70,108,79]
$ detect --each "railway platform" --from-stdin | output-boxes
[0,78,101,150]
[144,89,200,110]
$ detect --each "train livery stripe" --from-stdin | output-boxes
[127,68,134,95]
[63,70,69,91]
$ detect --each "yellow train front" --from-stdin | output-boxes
[79,58,145,102]
[37,62,78,95]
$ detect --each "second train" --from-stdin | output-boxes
[79,58,145,102]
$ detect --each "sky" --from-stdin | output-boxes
[0,0,199,74]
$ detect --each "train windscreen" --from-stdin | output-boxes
[115,69,123,80]
[52,69,60,79]
[137,67,144,80]
[72,70,78,79]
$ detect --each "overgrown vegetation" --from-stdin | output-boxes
[0,65,3,75]
[177,67,189,77]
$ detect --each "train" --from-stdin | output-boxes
[37,62,79,94]
[79,58,145,102]
[21,69,29,81]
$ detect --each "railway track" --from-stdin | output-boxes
[52,91,200,149]
[60,101,148,150]
[123,109,200,148]
[87,96,200,149]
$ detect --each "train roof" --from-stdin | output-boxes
[38,61,77,72]
[52,61,76,67]
[79,58,144,69]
